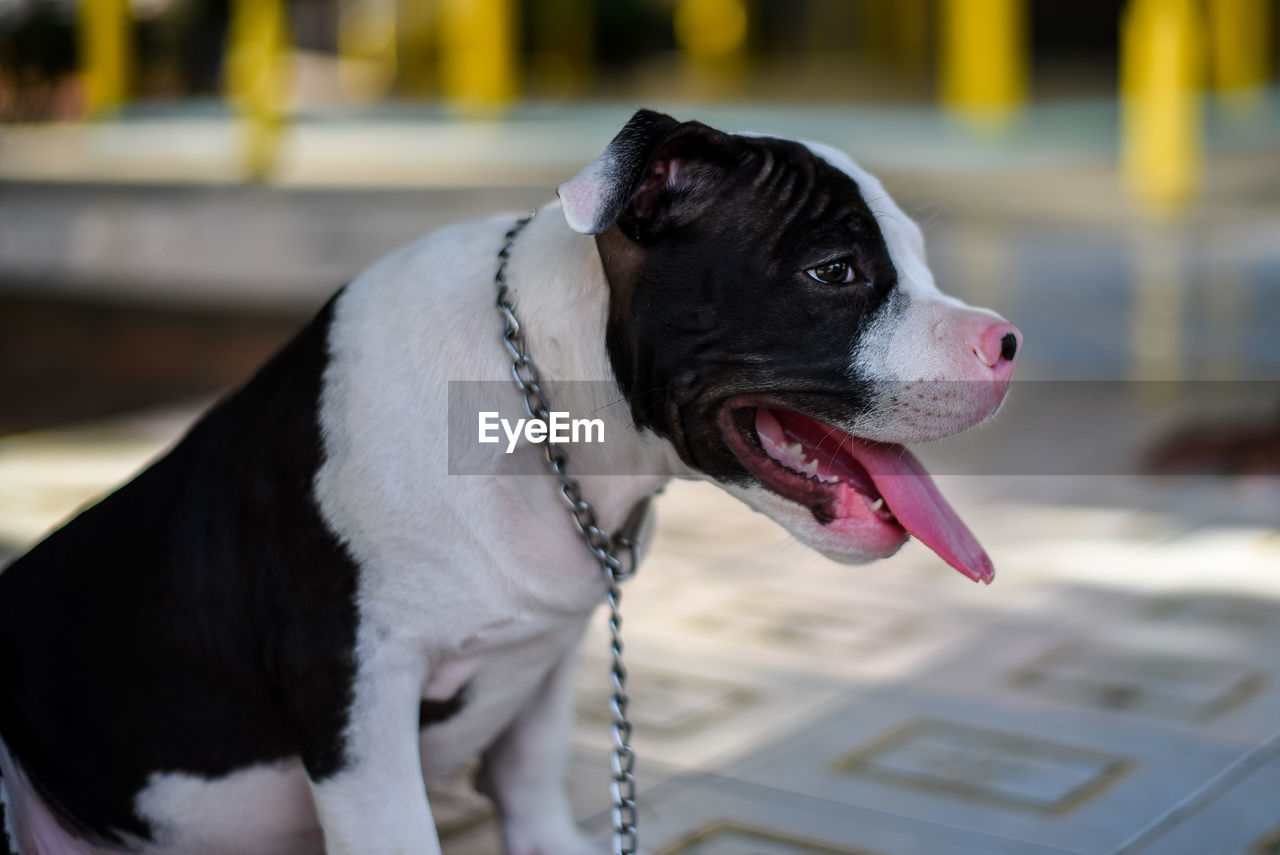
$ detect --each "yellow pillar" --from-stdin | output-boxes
[399,0,438,96]
[439,0,517,114]
[1131,229,1186,382]
[79,0,130,116]
[674,0,749,80]
[1121,0,1203,215]
[939,0,1028,125]
[227,0,290,180]
[339,0,398,101]
[1207,0,1271,113]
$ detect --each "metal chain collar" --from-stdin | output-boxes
[494,213,642,855]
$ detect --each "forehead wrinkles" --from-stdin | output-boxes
[749,141,821,215]
[738,140,872,252]
[720,141,821,258]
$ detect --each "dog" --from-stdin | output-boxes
[0,109,1020,855]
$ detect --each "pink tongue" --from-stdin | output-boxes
[853,440,995,585]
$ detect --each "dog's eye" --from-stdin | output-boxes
[806,261,862,286]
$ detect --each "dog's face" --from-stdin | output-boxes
[559,110,1020,583]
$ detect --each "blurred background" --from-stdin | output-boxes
[1,1,1279,853]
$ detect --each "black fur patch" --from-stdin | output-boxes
[594,115,897,485]
[419,685,467,731]
[1,791,12,855]
[0,293,361,845]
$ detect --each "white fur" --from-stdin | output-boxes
[134,763,319,855]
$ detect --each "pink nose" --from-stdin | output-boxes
[974,322,1021,375]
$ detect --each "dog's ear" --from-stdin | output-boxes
[558,108,731,241]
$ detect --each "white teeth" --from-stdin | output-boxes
[764,438,843,486]
[869,497,885,511]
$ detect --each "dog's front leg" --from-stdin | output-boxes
[477,632,597,855]
[306,658,442,855]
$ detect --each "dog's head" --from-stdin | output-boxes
[559,110,1021,583]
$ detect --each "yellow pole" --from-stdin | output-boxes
[1121,0,1202,215]
[79,0,130,116]
[1207,0,1271,114]
[1132,229,1186,382]
[674,0,749,83]
[227,0,290,180]
[399,0,438,96]
[439,0,517,114]
[939,0,1028,125]
[338,0,399,101]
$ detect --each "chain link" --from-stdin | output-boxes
[494,214,640,855]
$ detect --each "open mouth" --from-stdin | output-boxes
[719,401,994,584]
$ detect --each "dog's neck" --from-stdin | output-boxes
[500,203,680,536]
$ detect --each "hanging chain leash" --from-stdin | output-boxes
[494,214,642,855]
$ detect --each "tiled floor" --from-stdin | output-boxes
[560,479,1278,855]
[1,407,1277,854]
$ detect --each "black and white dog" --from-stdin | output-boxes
[0,110,1019,855]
